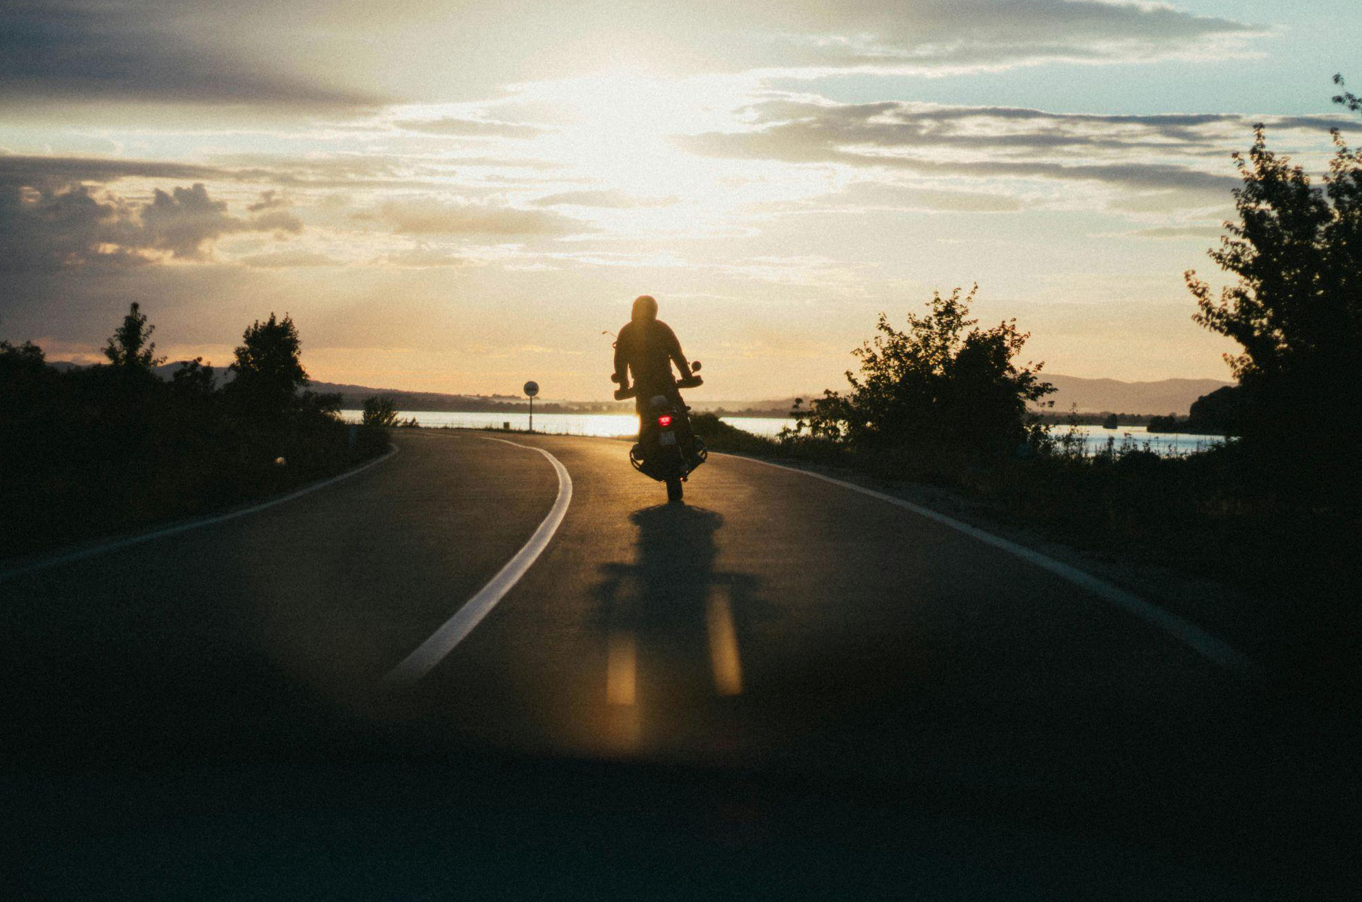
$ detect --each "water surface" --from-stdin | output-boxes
[341,411,1224,456]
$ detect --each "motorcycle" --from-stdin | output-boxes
[612,361,708,503]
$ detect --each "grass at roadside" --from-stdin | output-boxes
[691,414,1360,690]
[3,311,395,563]
[1,421,391,563]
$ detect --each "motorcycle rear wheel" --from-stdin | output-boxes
[665,477,684,503]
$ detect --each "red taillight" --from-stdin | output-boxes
[657,415,673,427]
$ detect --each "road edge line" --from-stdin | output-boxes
[0,443,400,584]
[382,436,573,685]
[716,452,1254,675]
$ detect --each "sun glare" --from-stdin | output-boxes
[506,70,841,236]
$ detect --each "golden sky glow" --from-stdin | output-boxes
[3,1,1360,399]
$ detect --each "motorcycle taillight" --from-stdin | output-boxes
[657,414,673,427]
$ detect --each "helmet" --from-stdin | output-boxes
[631,295,658,322]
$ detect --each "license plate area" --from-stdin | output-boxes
[659,431,677,446]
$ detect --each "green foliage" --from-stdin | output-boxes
[362,395,400,428]
[103,302,165,372]
[1186,75,1362,490]
[788,285,1054,470]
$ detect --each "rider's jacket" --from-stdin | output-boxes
[613,318,691,397]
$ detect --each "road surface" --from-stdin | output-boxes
[4,430,1352,899]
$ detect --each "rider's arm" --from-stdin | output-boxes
[662,323,692,379]
[612,324,631,386]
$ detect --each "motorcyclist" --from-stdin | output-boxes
[612,295,697,453]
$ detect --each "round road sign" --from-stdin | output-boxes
[523,381,539,398]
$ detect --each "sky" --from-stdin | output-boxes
[2,0,1359,400]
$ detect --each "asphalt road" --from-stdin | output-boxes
[5,430,1354,900]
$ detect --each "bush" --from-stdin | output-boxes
[0,306,386,559]
[362,395,400,427]
[787,285,1054,477]
[689,412,779,455]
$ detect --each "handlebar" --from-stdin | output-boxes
[612,374,704,401]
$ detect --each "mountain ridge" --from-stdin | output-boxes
[47,360,1230,416]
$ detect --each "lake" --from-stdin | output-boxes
[1043,424,1225,456]
[340,411,1224,457]
[340,409,793,439]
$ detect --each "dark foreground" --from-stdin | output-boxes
[4,431,1356,900]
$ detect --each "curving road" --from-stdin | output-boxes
[5,429,1351,899]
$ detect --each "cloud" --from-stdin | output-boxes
[378,198,584,236]
[693,98,1357,161]
[531,189,679,208]
[137,184,298,258]
[786,182,1025,214]
[0,2,1270,118]
[394,117,550,139]
[746,0,1260,75]
[247,190,288,212]
[0,154,226,189]
[237,249,339,267]
[678,98,1255,196]
[1128,225,1227,239]
[0,177,305,272]
[0,151,480,194]
[0,181,145,270]
[374,246,478,268]
[0,2,378,109]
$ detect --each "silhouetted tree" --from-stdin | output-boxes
[170,357,218,399]
[790,285,1054,467]
[103,302,165,372]
[1102,413,1119,429]
[0,338,50,428]
[1188,385,1246,435]
[226,313,308,425]
[0,337,45,370]
[361,395,399,427]
[1185,75,1362,487]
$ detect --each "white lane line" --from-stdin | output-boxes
[0,444,400,584]
[382,436,573,686]
[716,453,1254,675]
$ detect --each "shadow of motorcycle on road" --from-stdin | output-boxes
[588,504,776,756]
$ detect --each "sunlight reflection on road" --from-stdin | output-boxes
[706,594,743,696]
[607,630,638,706]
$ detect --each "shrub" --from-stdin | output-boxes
[787,285,1054,475]
[362,395,400,428]
[0,307,383,559]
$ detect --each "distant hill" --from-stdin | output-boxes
[1039,375,1232,416]
[697,376,1234,418]
[306,380,529,412]
[144,363,541,412]
[694,376,1234,418]
[50,361,1228,417]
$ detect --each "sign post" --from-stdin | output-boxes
[523,380,539,432]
